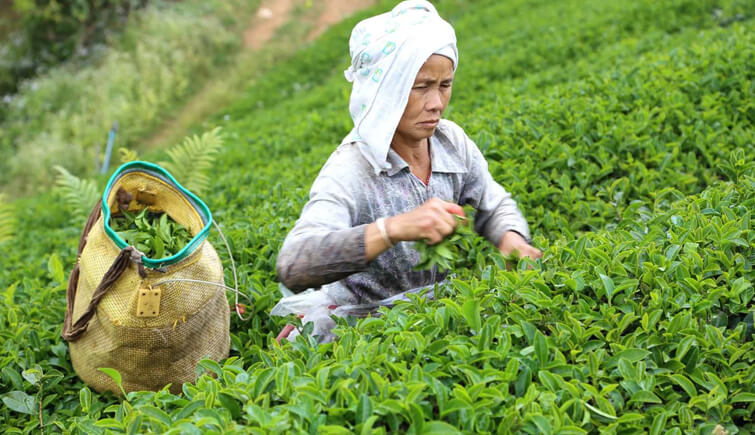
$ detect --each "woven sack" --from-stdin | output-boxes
[62,161,229,395]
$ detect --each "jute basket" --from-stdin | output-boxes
[62,161,230,395]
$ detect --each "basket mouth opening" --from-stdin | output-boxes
[102,161,213,269]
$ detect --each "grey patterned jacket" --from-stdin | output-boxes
[276,119,531,303]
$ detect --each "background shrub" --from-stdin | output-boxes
[0,0,254,195]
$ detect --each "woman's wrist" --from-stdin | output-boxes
[376,217,395,248]
[365,217,403,262]
[384,215,405,243]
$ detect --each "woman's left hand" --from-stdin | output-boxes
[498,231,542,260]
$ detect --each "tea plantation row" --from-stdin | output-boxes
[0,0,752,433]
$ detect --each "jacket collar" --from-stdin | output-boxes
[383,129,466,177]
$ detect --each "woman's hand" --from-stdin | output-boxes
[498,231,542,260]
[386,198,465,244]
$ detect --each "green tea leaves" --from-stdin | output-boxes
[111,209,192,259]
[730,393,755,404]
[650,412,668,435]
[355,394,372,424]
[667,374,697,398]
[79,387,93,414]
[21,368,42,386]
[629,391,662,404]
[461,299,481,332]
[2,391,35,415]
[534,331,548,365]
[98,367,126,397]
[46,253,64,284]
[421,421,461,434]
[599,274,615,304]
[414,207,482,272]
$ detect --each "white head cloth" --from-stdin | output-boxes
[342,0,458,174]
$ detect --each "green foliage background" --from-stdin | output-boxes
[0,0,148,96]
[0,0,256,195]
[0,0,753,433]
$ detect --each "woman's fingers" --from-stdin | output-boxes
[427,199,460,239]
[389,198,463,243]
[520,244,543,259]
[444,202,466,218]
[437,206,459,230]
[512,244,539,259]
[428,198,461,229]
[426,217,455,244]
[498,230,543,260]
[425,230,444,245]
[429,198,464,217]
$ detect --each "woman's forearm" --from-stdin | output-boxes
[276,225,368,292]
[278,198,465,290]
[365,221,394,262]
[477,195,531,246]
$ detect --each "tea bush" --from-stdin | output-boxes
[0,0,752,433]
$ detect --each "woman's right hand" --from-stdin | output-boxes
[386,198,465,245]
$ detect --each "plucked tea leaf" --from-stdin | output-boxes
[158,213,171,242]
[111,209,192,258]
[152,236,165,259]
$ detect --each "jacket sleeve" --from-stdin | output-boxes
[458,129,531,246]
[275,166,369,292]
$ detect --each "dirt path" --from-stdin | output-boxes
[144,0,376,150]
[243,0,296,50]
[308,0,376,40]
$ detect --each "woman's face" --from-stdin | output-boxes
[393,54,454,147]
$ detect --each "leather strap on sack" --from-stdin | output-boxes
[62,200,145,342]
